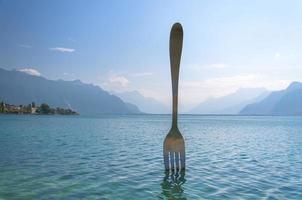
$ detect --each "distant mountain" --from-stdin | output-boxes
[113,90,169,114]
[0,68,141,114]
[189,88,269,114]
[240,82,302,115]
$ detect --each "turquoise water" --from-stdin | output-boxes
[0,115,302,199]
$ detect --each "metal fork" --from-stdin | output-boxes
[163,23,185,171]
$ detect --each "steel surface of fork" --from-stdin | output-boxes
[163,23,185,171]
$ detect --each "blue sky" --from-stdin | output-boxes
[1,0,302,110]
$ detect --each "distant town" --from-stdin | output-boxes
[0,102,78,115]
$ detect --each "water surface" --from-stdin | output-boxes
[0,115,302,199]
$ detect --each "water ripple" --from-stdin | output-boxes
[1,115,302,199]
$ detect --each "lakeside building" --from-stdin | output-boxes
[0,102,36,114]
[0,101,78,115]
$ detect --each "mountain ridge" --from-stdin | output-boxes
[189,88,269,114]
[240,82,302,115]
[0,68,141,115]
[112,90,169,114]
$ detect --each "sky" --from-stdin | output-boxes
[1,0,302,111]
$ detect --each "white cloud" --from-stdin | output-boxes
[109,75,130,88]
[50,47,75,53]
[130,72,153,77]
[101,71,131,92]
[17,68,41,76]
[19,44,32,48]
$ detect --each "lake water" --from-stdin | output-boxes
[0,115,302,199]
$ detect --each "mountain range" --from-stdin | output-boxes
[2,67,302,116]
[189,88,269,114]
[240,82,302,115]
[113,90,169,114]
[0,68,141,115]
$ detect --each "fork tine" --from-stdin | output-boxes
[164,149,170,170]
[180,150,185,170]
[175,152,180,171]
[170,152,175,171]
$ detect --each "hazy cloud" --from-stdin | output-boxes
[208,63,228,69]
[19,44,32,48]
[188,63,229,71]
[63,72,76,80]
[50,47,75,53]
[273,52,296,61]
[274,52,281,59]
[130,72,153,77]
[180,74,291,109]
[68,37,76,42]
[17,68,41,76]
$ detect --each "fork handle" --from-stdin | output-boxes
[169,23,183,129]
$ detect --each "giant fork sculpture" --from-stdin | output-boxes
[163,23,185,171]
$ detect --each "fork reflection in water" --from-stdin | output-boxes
[160,170,186,200]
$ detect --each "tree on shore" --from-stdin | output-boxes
[0,101,4,113]
[19,105,23,114]
[25,104,32,113]
[37,103,54,114]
